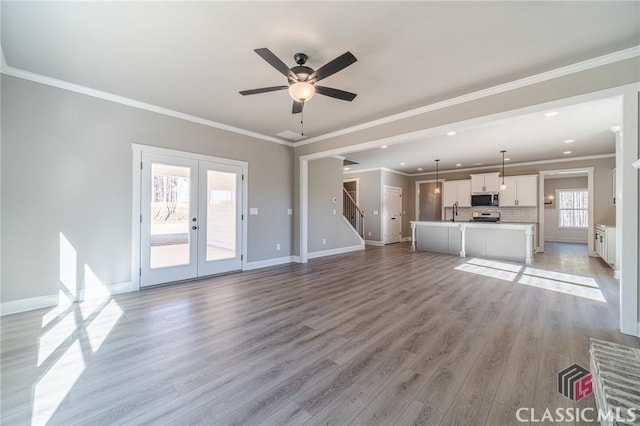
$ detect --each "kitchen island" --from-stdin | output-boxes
[410,221,535,264]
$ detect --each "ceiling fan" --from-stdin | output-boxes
[239,48,358,114]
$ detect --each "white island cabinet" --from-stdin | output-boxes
[410,221,535,264]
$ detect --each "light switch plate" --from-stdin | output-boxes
[250,208,258,215]
[373,210,379,215]
[287,208,293,215]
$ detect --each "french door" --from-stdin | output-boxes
[139,152,243,287]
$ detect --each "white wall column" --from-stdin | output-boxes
[618,90,639,336]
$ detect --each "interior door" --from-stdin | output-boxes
[140,153,243,287]
[197,162,243,276]
[140,153,198,287]
[384,186,402,244]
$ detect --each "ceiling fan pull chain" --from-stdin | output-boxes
[301,110,304,136]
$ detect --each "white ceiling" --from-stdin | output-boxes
[2,1,638,143]
[342,96,621,174]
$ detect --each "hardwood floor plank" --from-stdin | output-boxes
[1,242,638,426]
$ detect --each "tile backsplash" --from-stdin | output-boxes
[443,206,537,223]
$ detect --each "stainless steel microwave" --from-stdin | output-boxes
[471,194,499,207]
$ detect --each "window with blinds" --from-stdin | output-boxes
[557,189,588,228]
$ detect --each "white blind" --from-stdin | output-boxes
[558,189,588,228]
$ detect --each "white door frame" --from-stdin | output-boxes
[383,185,402,244]
[132,143,248,291]
[414,178,444,221]
[343,177,360,206]
[538,167,594,255]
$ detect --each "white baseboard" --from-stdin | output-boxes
[544,237,588,244]
[0,294,60,316]
[365,240,385,246]
[1,281,135,316]
[243,256,293,271]
[307,244,364,259]
[401,237,412,242]
[292,255,303,263]
[614,269,621,279]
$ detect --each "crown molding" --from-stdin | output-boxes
[406,153,615,177]
[0,60,294,148]
[296,46,640,147]
[343,166,409,176]
[2,45,638,151]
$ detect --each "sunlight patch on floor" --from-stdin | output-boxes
[522,266,599,288]
[517,274,606,302]
[455,258,521,282]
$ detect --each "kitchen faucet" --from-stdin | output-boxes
[452,202,458,222]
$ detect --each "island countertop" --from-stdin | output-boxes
[410,220,535,264]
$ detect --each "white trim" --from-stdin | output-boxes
[296,46,640,147]
[401,237,412,242]
[619,89,639,336]
[307,244,364,260]
[0,281,134,316]
[342,177,360,206]
[414,178,444,221]
[543,237,589,244]
[131,144,249,286]
[383,185,403,244]
[632,159,640,169]
[292,255,303,263]
[407,154,616,177]
[365,240,385,246]
[300,159,309,263]
[538,167,594,255]
[2,46,638,150]
[341,216,366,245]
[1,294,59,316]
[243,256,293,271]
[1,64,293,147]
[297,85,638,164]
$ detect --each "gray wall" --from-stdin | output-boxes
[343,170,381,241]
[1,75,293,303]
[308,158,361,252]
[544,176,590,243]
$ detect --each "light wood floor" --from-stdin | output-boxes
[1,242,638,425]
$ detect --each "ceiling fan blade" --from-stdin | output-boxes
[316,86,357,101]
[309,51,357,82]
[254,48,296,80]
[292,101,303,114]
[239,86,288,96]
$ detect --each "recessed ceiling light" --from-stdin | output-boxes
[473,162,482,166]
[417,167,423,171]
[447,131,456,136]
[563,151,572,155]
[400,162,406,166]
[343,167,351,171]
[456,163,462,167]
[504,158,511,161]
[564,139,575,144]
[381,145,388,149]
[545,111,558,117]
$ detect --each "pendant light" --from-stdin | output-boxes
[434,159,441,194]
[500,150,507,190]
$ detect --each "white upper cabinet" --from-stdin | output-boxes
[443,180,471,207]
[499,175,537,207]
[470,172,500,194]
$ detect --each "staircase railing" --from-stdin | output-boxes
[343,187,365,238]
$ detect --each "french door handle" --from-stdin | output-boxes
[192,226,199,230]
[192,217,197,222]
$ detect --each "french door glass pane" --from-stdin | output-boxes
[150,163,191,269]
[206,170,236,261]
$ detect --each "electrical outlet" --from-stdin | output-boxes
[276,243,280,251]
[368,231,371,237]
[322,238,326,245]
[332,209,336,215]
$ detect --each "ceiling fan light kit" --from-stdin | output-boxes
[240,48,358,115]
